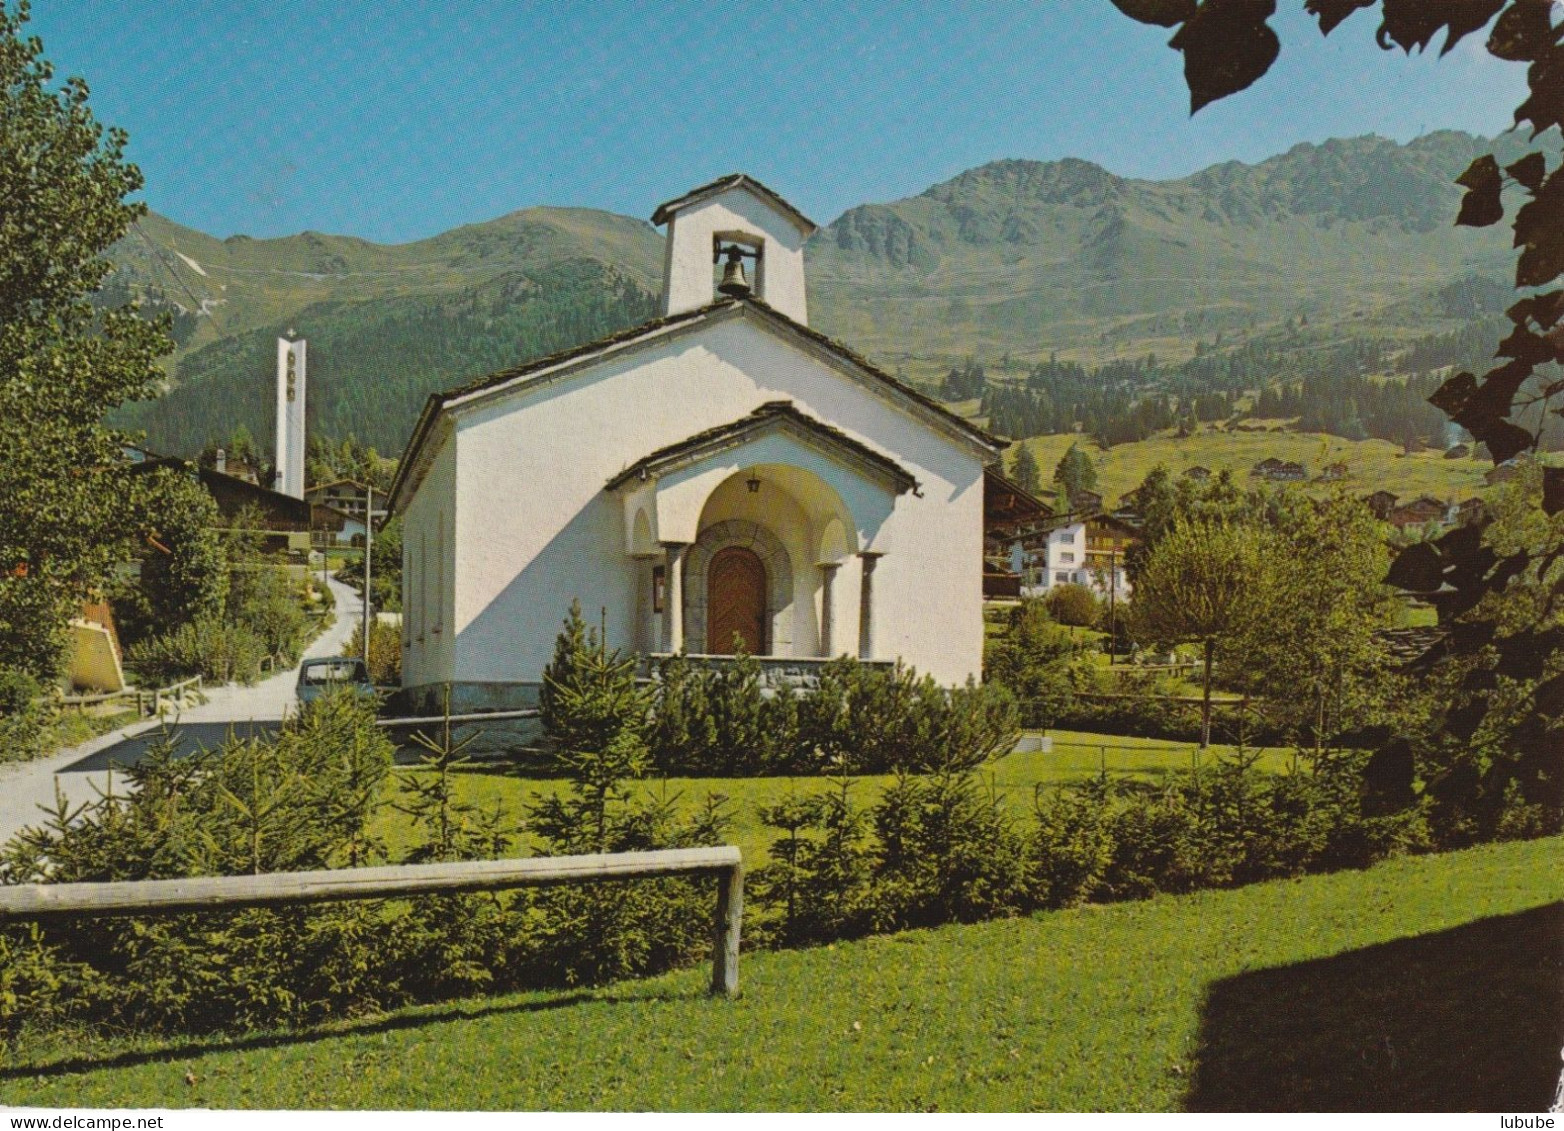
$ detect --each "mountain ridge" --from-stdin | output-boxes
[110,130,1524,456]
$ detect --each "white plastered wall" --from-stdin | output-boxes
[434,313,987,687]
[400,436,457,689]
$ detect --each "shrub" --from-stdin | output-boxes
[125,617,270,685]
[1046,583,1100,627]
[0,667,47,765]
[0,692,404,1037]
[648,649,777,775]
[984,599,1078,728]
[1030,778,1114,907]
[526,608,732,986]
[703,650,771,774]
[0,919,117,1042]
[648,652,717,770]
[796,659,1018,775]
[343,617,400,686]
[1101,784,1206,898]
[942,677,1022,769]
[753,775,874,946]
[522,792,729,987]
[0,666,42,718]
[1051,664,1222,744]
[128,467,225,640]
[231,566,308,662]
[646,652,1018,777]
[537,604,652,850]
[309,579,336,617]
[122,552,312,687]
[1019,753,1436,908]
[870,768,1029,929]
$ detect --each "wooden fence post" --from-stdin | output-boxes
[711,861,744,997]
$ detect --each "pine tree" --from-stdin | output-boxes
[1053,443,1097,503]
[535,602,654,851]
[1010,444,1043,494]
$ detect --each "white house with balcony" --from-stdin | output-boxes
[386,174,1005,711]
[1017,515,1133,602]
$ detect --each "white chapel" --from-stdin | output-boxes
[386,175,1005,711]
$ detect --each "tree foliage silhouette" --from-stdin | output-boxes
[0,2,171,677]
[1112,0,1563,822]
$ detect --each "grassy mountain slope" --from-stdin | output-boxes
[116,259,659,455]
[108,206,666,357]
[108,132,1527,457]
[1008,426,1493,508]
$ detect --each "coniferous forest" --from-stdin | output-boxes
[119,260,658,456]
[970,314,1551,451]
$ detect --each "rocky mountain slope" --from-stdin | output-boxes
[109,131,1523,456]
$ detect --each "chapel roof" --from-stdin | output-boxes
[387,294,1003,514]
[605,400,920,494]
[650,173,817,235]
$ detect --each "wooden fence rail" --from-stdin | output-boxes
[0,846,746,997]
[148,674,204,717]
[375,708,541,727]
[62,675,206,717]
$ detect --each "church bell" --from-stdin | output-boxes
[717,246,751,297]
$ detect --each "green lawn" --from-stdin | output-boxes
[6,836,1558,1111]
[375,732,1294,863]
[1009,426,1489,507]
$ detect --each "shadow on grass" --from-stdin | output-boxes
[1188,902,1564,1112]
[1,985,704,1082]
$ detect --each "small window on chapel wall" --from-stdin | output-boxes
[652,566,666,613]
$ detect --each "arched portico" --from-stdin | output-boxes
[608,403,918,662]
[657,463,853,659]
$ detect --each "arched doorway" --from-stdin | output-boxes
[707,545,767,654]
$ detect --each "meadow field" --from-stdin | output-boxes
[6,835,1558,1111]
[996,425,1492,506]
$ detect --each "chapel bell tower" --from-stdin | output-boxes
[652,174,817,325]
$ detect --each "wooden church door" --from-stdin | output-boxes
[707,546,767,655]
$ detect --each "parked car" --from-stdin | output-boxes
[295,657,375,705]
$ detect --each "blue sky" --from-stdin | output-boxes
[32,1,1525,243]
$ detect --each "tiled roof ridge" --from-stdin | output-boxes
[604,399,918,494]
[650,173,816,233]
[388,295,1003,513]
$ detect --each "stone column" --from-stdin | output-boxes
[818,562,839,657]
[857,552,881,660]
[662,541,688,653]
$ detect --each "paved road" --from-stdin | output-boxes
[0,575,364,847]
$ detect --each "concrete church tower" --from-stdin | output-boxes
[275,335,307,498]
[652,174,816,325]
